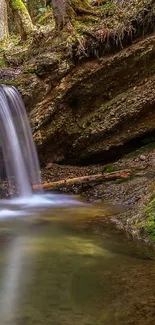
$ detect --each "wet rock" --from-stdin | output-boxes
[26,33,155,164]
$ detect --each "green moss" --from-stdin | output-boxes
[104,164,118,173]
[100,1,115,16]
[0,80,18,86]
[10,0,33,39]
[79,15,98,24]
[71,0,90,9]
[0,59,8,67]
[11,0,25,10]
[114,175,135,184]
[38,11,53,25]
[75,21,85,34]
[138,198,155,241]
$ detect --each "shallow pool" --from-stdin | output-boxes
[0,209,155,325]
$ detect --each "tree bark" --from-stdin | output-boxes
[0,0,8,41]
[6,0,33,40]
[51,0,66,29]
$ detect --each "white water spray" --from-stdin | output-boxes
[0,85,84,218]
[0,85,42,197]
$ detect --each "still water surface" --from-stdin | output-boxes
[0,208,155,325]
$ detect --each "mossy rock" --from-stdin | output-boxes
[138,198,155,242]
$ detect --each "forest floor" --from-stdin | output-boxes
[42,142,155,206]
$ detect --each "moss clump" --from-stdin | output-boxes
[0,59,8,67]
[37,10,53,26]
[100,1,115,16]
[104,164,118,173]
[11,0,26,10]
[0,80,18,86]
[139,198,155,241]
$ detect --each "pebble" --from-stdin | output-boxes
[139,155,146,161]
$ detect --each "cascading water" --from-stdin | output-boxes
[0,85,42,197]
[3,85,42,193]
[0,85,83,219]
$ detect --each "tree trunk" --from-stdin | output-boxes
[33,170,132,190]
[0,0,8,41]
[51,0,95,30]
[6,0,33,40]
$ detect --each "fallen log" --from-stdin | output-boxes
[33,169,132,191]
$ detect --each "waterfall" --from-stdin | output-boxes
[0,85,42,197]
[0,84,83,221]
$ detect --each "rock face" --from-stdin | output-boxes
[2,0,155,166]
[22,33,155,165]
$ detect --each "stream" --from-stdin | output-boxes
[0,206,155,325]
[0,84,154,325]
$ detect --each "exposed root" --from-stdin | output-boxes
[75,7,98,16]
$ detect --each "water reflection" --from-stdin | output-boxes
[0,237,24,324]
[0,207,154,325]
